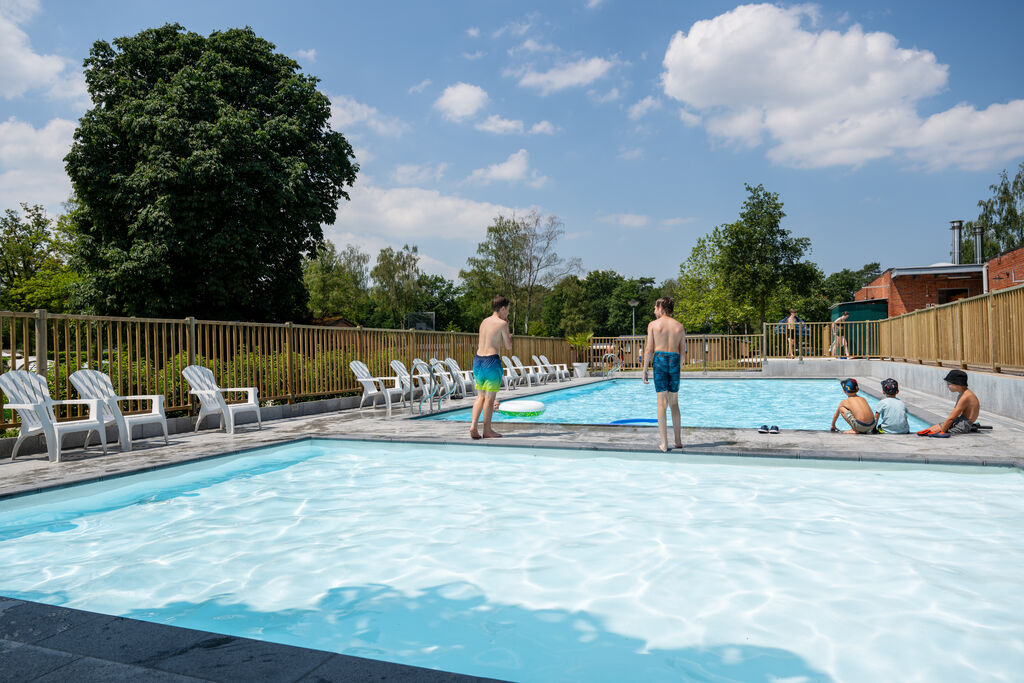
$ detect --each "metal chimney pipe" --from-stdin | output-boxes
[950,220,963,265]
[973,224,983,264]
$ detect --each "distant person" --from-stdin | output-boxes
[922,369,980,435]
[830,378,877,434]
[829,311,851,358]
[642,296,687,452]
[470,294,512,440]
[874,378,909,434]
[786,309,799,357]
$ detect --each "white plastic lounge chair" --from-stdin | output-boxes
[349,360,405,415]
[444,358,477,398]
[70,369,168,452]
[0,370,107,462]
[182,365,262,434]
[540,355,571,381]
[512,355,546,385]
[531,355,562,382]
[501,355,530,388]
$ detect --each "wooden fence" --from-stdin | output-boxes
[582,334,763,371]
[0,310,571,430]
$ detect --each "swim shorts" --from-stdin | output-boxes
[841,409,877,434]
[473,354,503,393]
[652,351,680,393]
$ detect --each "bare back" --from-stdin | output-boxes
[649,315,686,355]
[477,314,511,356]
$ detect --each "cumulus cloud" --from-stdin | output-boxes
[0,1,88,107]
[517,57,614,95]
[391,162,448,185]
[434,82,489,121]
[330,95,408,137]
[467,149,548,187]
[628,95,661,120]
[599,213,649,228]
[0,116,76,211]
[660,3,1024,170]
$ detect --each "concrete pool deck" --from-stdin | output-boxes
[2,370,1023,681]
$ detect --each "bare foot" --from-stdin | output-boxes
[658,443,670,452]
[470,427,482,440]
[483,430,502,438]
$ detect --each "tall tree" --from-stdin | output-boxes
[302,241,369,321]
[718,183,814,326]
[65,24,357,321]
[370,244,422,328]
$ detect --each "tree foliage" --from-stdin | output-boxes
[0,204,80,312]
[65,23,357,321]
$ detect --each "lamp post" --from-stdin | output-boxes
[628,299,639,337]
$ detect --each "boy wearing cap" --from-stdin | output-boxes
[925,369,980,435]
[830,378,877,434]
[874,378,909,434]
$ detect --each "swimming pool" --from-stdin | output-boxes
[1,439,1021,682]
[427,378,932,431]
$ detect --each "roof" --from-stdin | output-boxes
[889,263,984,278]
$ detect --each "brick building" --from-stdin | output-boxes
[854,264,985,317]
[987,244,1024,291]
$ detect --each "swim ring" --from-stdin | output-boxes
[498,400,546,417]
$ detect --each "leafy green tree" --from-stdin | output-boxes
[302,241,369,321]
[718,183,814,326]
[64,24,357,321]
[370,244,422,328]
[0,204,81,312]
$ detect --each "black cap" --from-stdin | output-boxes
[943,369,968,386]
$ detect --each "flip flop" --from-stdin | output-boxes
[758,424,770,434]
[769,425,779,434]
[928,431,951,438]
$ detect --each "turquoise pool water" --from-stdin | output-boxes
[426,378,932,431]
[1,439,1022,682]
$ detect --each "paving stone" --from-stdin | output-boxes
[0,638,80,680]
[150,634,332,682]
[36,614,209,666]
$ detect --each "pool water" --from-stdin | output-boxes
[1,439,1021,682]
[427,378,932,431]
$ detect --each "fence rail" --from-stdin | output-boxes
[582,334,763,372]
[1,310,571,430]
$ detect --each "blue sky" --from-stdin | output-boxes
[2,0,1023,282]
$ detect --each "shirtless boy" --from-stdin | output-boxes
[830,378,876,433]
[924,369,980,435]
[642,297,687,452]
[470,294,512,440]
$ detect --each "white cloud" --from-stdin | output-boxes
[466,26,480,38]
[330,95,408,137]
[462,51,485,61]
[475,115,524,135]
[660,3,1024,170]
[0,116,75,211]
[628,95,661,120]
[467,149,548,188]
[408,79,432,94]
[391,162,448,185]
[295,48,316,63]
[617,147,643,161]
[599,213,649,228]
[434,82,489,121]
[518,57,613,95]
[529,120,555,135]
[588,87,620,103]
[0,1,87,107]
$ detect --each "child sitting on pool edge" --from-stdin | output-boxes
[830,378,877,434]
[873,378,909,434]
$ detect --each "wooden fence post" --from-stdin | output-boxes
[33,308,47,379]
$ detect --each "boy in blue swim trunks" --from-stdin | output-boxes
[470,294,512,440]
[642,297,687,452]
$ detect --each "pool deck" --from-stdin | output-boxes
[2,372,1023,681]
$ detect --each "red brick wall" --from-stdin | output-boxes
[987,245,1024,291]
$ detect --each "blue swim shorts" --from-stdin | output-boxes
[473,354,503,393]
[653,351,680,393]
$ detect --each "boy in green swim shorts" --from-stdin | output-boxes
[470,294,512,439]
